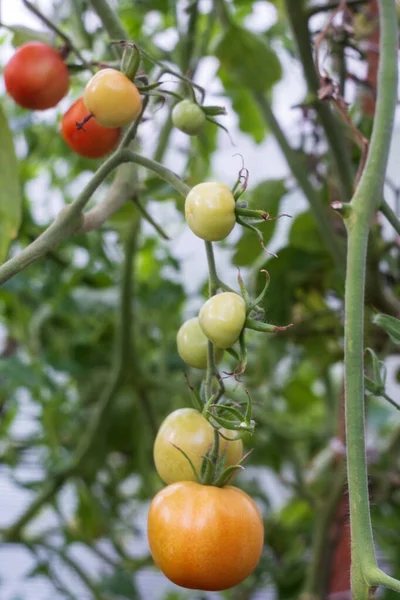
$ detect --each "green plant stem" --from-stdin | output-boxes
[380,199,400,236]
[88,0,128,39]
[253,94,346,274]
[343,1,398,598]
[204,241,221,404]
[0,151,129,286]
[118,97,149,150]
[0,150,188,285]
[283,0,354,202]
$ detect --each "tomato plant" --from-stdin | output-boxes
[153,408,243,484]
[199,292,246,349]
[83,68,142,128]
[4,41,69,110]
[185,182,236,241]
[147,481,264,590]
[176,317,223,369]
[172,99,206,135]
[61,98,120,158]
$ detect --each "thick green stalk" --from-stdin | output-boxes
[88,0,127,39]
[344,1,398,598]
[254,93,346,273]
[283,0,354,202]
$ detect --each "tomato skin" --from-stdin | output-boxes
[176,317,223,369]
[148,481,264,591]
[172,99,206,135]
[4,42,69,110]
[83,68,142,128]
[185,182,236,241]
[153,408,243,484]
[199,292,246,349]
[61,98,120,158]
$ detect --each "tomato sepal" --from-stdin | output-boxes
[170,443,201,483]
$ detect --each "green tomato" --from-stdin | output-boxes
[185,182,236,241]
[153,408,243,484]
[199,292,246,349]
[177,317,223,369]
[172,99,206,135]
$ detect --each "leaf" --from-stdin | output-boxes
[7,25,53,47]
[219,68,265,142]
[373,313,400,344]
[214,24,282,93]
[234,179,287,266]
[289,211,326,254]
[0,103,22,263]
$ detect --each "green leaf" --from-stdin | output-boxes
[214,24,282,93]
[373,313,400,344]
[0,103,22,263]
[234,179,287,266]
[219,69,265,142]
[7,25,53,47]
[289,211,326,254]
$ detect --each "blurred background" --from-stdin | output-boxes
[0,1,399,598]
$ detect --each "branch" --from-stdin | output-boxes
[88,0,128,40]
[253,93,346,273]
[380,199,400,236]
[0,151,128,286]
[283,0,354,202]
[343,1,398,597]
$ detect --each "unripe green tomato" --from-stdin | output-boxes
[153,408,243,484]
[172,99,206,135]
[177,317,223,369]
[199,292,246,349]
[185,182,236,241]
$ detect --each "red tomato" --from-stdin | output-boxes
[61,98,120,158]
[147,481,264,591]
[4,42,69,110]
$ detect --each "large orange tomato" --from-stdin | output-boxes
[147,481,264,590]
[4,42,69,110]
[61,98,120,158]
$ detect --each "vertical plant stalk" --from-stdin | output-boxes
[343,0,398,597]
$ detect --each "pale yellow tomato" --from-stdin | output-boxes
[185,182,236,241]
[199,292,246,349]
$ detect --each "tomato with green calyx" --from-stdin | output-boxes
[61,98,120,158]
[176,317,223,369]
[83,68,142,128]
[199,292,246,349]
[148,481,264,591]
[4,42,69,110]
[172,99,206,135]
[153,408,243,484]
[185,182,236,241]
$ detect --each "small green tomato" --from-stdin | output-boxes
[199,292,246,349]
[185,182,236,241]
[172,99,206,135]
[177,317,223,369]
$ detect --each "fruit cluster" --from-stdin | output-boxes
[4,41,142,158]
[148,181,273,590]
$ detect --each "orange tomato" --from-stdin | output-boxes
[4,42,69,110]
[61,98,120,158]
[147,481,264,591]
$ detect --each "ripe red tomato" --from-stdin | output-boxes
[61,98,120,158]
[4,42,69,110]
[148,481,264,590]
